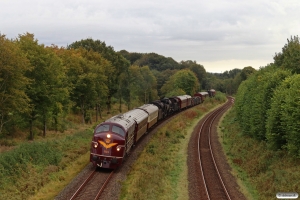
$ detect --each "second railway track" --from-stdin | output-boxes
[198,98,233,199]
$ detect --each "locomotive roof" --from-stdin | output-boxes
[105,114,135,131]
[123,108,148,124]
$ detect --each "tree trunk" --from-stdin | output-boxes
[96,104,99,122]
[119,93,122,113]
[107,96,111,114]
[99,104,102,119]
[43,118,46,137]
[29,116,34,140]
[80,98,85,124]
[54,116,58,132]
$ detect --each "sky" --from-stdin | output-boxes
[1,0,299,73]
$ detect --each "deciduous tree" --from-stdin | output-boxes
[0,34,31,135]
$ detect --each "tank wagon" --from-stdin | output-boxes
[90,90,216,169]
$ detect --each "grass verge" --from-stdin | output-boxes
[0,128,92,200]
[218,107,300,200]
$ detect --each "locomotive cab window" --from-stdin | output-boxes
[112,125,125,137]
[95,124,110,133]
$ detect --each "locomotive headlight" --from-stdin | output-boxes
[116,146,121,151]
[107,134,111,138]
[92,141,98,148]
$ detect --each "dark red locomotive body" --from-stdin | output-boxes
[90,115,135,169]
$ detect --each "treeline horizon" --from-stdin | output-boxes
[0,32,252,140]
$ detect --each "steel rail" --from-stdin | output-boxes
[70,169,97,200]
[208,102,232,200]
[93,170,114,200]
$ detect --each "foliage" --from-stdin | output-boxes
[161,69,200,96]
[221,108,300,199]
[274,35,300,74]
[68,38,130,113]
[118,50,142,64]
[214,91,227,102]
[0,34,31,135]
[151,69,178,97]
[266,74,300,157]
[240,66,256,81]
[235,36,300,157]
[235,66,290,140]
[179,60,206,89]
[16,33,69,139]
[54,47,108,123]
[133,52,182,71]
[122,65,158,108]
[207,69,243,95]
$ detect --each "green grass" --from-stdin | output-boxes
[219,107,300,200]
[0,128,92,200]
[120,97,226,200]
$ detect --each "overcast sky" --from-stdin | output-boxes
[1,0,299,73]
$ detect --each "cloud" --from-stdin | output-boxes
[1,0,300,73]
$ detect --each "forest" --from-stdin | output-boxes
[0,32,251,140]
[235,36,300,157]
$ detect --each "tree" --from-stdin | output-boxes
[161,69,200,96]
[0,34,31,135]
[274,35,300,74]
[54,47,108,123]
[179,60,206,89]
[133,53,182,71]
[240,66,256,81]
[68,38,130,114]
[17,33,69,139]
[118,50,142,64]
[126,65,144,108]
[140,66,158,103]
[152,69,178,97]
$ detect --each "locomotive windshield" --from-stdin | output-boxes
[95,124,110,133]
[112,125,125,137]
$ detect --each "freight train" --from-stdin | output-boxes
[90,89,216,169]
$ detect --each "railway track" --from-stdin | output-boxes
[188,98,236,200]
[69,168,114,200]
[197,97,233,199]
